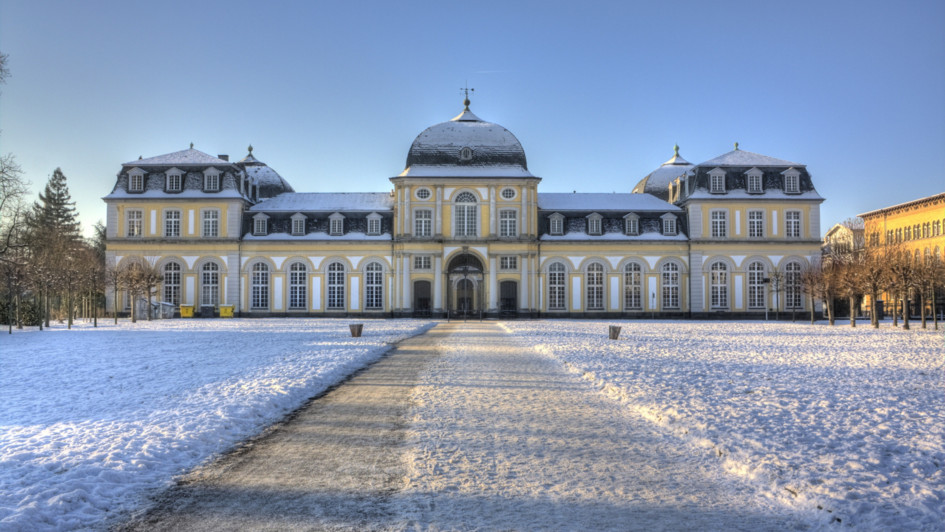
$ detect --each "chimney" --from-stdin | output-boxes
[218,154,229,161]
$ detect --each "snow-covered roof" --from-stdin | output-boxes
[538,193,682,212]
[398,164,534,178]
[401,101,531,178]
[103,190,246,200]
[244,165,294,198]
[249,193,394,212]
[243,231,391,241]
[540,232,688,241]
[123,149,231,167]
[686,189,824,201]
[697,149,802,167]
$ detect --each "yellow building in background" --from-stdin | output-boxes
[104,98,826,319]
[861,192,945,260]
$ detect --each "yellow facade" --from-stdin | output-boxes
[861,192,945,259]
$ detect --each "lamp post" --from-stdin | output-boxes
[461,246,470,322]
[764,277,771,321]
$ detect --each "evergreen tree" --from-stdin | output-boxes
[32,168,81,239]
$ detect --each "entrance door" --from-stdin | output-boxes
[456,279,474,313]
[414,280,431,317]
[500,281,517,317]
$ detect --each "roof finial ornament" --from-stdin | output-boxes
[190,142,194,149]
[674,143,680,157]
[248,144,253,154]
[460,81,474,111]
[734,142,739,151]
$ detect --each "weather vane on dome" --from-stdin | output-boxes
[460,81,474,111]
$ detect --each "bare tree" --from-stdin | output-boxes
[820,258,840,326]
[767,269,785,320]
[105,262,126,325]
[836,252,866,328]
[141,255,163,321]
[860,247,890,328]
[887,244,917,330]
[799,262,822,325]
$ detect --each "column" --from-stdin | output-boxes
[227,252,240,312]
[404,188,411,237]
[520,255,529,310]
[489,186,496,236]
[489,257,498,311]
[435,186,443,236]
[434,256,443,311]
[521,187,528,236]
[402,255,411,310]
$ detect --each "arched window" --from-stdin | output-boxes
[710,262,728,309]
[251,263,269,309]
[925,248,932,265]
[661,262,679,309]
[586,263,604,310]
[163,262,181,306]
[454,192,478,237]
[548,262,566,310]
[748,262,766,309]
[785,262,802,309]
[624,262,642,310]
[328,262,345,309]
[915,249,921,261]
[289,263,306,309]
[365,262,383,309]
[201,262,220,306]
[935,246,941,262]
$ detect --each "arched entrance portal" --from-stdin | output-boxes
[447,252,484,317]
[500,280,518,317]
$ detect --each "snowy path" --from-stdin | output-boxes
[121,322,807,531]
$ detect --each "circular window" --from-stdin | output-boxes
[415,188,431,200]
[459,147,473,161]
[501,187,516,200]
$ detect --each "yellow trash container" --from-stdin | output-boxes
[219,305,234,318]
[180,305,194,318]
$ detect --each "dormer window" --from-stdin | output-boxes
[203,168,221,192]
[549,213,564,236]
[367,212,382,235]
[252,213,269,236]
[746,168,763,193]
[708,168,726,193]
[587,213,602,236]
[624,213,640,236]
[329,212,345,236]
[661,213,678,236]
[782,168,801,194]
[167,173,181,191]
[127,168,145,192]
[290,213,307,236]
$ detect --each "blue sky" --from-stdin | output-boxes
[2,0,943,236]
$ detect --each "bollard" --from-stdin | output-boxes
[349,323,364,338]
[608,325,622,340]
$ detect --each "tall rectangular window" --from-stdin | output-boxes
[711,211,727,238]
[165,210,181,237]
[289,263,307,309]
[203,210,219,237]
[749,211,764,238]
[414,210,432,236]
[167,174,181,191]
[548,263,566,310]
[365,263,383,309]
[624,263,642,309]
[455,204,477,237]
[327,263,345,309]
[127,210,143,237]
[500,210,517,237]
[786,211,801,238]
[662,263,679,309]
[586,264,604,310]
[748,174,762,193]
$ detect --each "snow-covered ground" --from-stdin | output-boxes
[0,318,434,532]
[501,320,944,531]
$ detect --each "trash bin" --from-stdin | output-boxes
[219,305,234,318]
[349,323,364,337]
[200,305,215,318]
[609,325,622,340]
[180,305,194,318]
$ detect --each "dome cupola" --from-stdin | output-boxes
[632,144,694,201]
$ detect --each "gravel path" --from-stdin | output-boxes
[118,322,808,531]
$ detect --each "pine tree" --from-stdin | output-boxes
[32,168,81,239]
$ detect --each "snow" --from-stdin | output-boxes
[243,165,293,191]
[538,192,682,211]
[540,231,688,241]
[633,163,694,201]
[397,164,534,177]
[242,231,391,240]
[685,189,825,201]
[103,190,245,200]
[0,318,434,531]
[698,150,803,168]
[500,320,944,531]
[249,192,393,212]
[123,149,231,167]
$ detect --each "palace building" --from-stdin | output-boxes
[103,98,826,318]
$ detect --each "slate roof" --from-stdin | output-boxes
[698,149,802,167]
[124,149,231,167]
[632,146,694,201]
[249,192,394,212]
[245,166,295,198]
[538,193,682,212]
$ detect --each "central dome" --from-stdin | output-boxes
[400,102,532,178]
